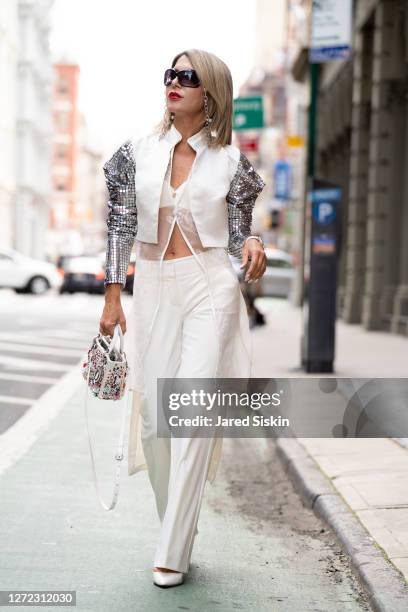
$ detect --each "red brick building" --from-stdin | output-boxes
[50,63,80,232]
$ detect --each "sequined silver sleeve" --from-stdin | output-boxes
[226,152,266,259]
[103,139,137,288]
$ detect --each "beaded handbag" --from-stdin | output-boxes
[82,323,128,400]
[81,324,131,511]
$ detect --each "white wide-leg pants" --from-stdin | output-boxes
[138,252,220,573]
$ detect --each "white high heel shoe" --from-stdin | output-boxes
[153,569,184,588]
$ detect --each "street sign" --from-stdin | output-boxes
[273,160,292,201]
[310,188,341,227]
[310,0,352,63]
[237,134,259,153]
[233,96,264,130]
[287,135,304,148]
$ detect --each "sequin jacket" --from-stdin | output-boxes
[103,124,266,287]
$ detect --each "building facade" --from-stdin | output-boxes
[48,62,80,257]
[290,0,408,336]
[0,2,18,250]
[0,0,54,258]
[49,64,105,258]
[15,0,54,259]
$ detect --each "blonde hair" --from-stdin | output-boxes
[155,48,233,148]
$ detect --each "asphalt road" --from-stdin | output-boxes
[0,288,130,434]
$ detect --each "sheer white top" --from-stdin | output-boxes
[134,150,210,260]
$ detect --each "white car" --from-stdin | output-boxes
[261,248,295,298]
[229,247,295,299]
[0,248,62,295]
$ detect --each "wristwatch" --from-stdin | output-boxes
[244,235,265,249]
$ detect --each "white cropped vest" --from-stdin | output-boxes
[131,124,240,246]
[103,123,266,288]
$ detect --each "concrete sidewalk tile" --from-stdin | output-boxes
[300,438,408,478]
[392,557,408,578]
[317,455,408,479]
[299,438,394,455]
[332,482,369,511]
[334,473,408,509]
[356,509,408,561]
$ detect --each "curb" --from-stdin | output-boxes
[274,437,408,612]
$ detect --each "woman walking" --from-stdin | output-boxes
[99,48,266,588]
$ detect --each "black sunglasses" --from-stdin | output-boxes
[164,68,201,88]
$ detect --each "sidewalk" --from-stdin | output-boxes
[252,299,408,586]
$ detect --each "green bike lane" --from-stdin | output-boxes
[0,369,369,611]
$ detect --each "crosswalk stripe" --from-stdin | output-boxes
[0,395,34,405]
[34,329,95,341]
[0,333,87,350]
[0,341,82,358]
[0,355,72,371]
[0,372,59,385]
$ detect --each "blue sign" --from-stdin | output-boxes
[308,185,341,227]
[273,161,292,200]
[310,0,352,64]
[310,46,352,63]
[312,201,336,225]
[309,188,342,203]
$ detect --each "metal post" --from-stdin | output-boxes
[299,61,319,306]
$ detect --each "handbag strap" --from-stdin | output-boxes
[109,323,124,356]
[83,364,130,511]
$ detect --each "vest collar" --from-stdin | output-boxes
[164,123,208,152]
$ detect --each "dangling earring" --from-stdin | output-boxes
[167,91,175,128]
[203,89,213,143]
[160,97,175,138]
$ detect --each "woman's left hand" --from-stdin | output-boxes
[240,238,266,283]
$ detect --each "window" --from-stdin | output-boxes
[57,145,67,159]
[56,112,69,130]
[58,78,69,95]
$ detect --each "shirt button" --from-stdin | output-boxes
[172,193,176,198]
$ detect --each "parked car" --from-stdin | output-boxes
[0,248,62,295]
[229,247,295,299]
[58,255,106,294]
[97,251,136,294]
[123,252,136,294]
[261,248,295,298]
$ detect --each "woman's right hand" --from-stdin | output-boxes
[99,299,126,337]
